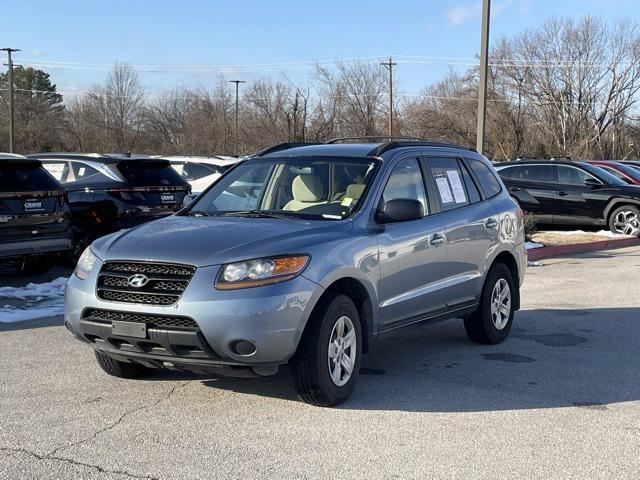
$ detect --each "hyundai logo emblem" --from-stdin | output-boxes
[127,274,149,288]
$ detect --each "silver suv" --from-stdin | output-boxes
[65,139,526,406]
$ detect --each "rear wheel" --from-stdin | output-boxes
[94,351,150,379]
[290,293,362,407]
[608,205,640,236]
[15,256,53,276]
[464,264,515,344]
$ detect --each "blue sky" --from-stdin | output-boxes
[2,0,638,98]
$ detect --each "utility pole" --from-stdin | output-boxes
[380,56,396,136]
[476,0,491,154]
[229,80,245,156]
[1,48,21,153]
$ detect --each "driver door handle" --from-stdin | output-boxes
[558,191,568,196]
[509,186,520,192]
[430,233,446,247]
[485,218,498,229]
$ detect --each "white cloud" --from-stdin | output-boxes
[30,50,46,58]
[445,2,482,27]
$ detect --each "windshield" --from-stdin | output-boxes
[186,156,378,220]
[578,162,626,186]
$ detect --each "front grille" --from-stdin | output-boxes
[83,308,199,330]
[97,261,196,306]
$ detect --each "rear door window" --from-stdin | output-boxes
[427,157,469,212]
[518,165,555,183]
[0,162,61,192]
[467,158,502,198]
[70,161,113,185]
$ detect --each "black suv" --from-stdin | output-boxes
[27,153,191,260]
[0,154,72,274]
[496,160,640,235]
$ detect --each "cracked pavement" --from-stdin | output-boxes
[1,246,640,479]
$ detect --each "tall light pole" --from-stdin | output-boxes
[476,0,491,154]
[381,56,396,136]
[1,47,21,153]
[229,80,245,156]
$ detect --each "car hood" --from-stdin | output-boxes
[91,214,353,267]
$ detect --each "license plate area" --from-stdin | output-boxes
[160,193,176,204]
[23,199,44,212]
[112,320,146,339]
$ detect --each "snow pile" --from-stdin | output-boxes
[525,241,544,250]
[0,277,68,323]
[550,229,628,238]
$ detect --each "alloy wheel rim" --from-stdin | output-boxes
[613,210,640,236]
[490,278,511,330]
[327,315,357,387]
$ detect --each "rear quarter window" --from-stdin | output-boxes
[467,158,502,198]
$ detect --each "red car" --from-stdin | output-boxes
[585,161,640,185]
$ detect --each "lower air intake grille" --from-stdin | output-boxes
[83,308,199,331]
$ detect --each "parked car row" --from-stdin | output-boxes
[495,159,640,235]
[0,152,244,274]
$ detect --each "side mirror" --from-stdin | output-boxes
[377,199,424,224]
[182,193,198,207]
[584,178,601,188]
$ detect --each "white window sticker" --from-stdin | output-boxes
[446,169,467,204]
[44,164,64,180]
[435,175,454,204]
[78,167,86,176]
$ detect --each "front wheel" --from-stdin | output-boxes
[608,205,640,236]
[464,264,515,344]
[94,351,151,379]
[290,293,362,407]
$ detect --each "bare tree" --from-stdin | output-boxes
[90,63,146,152]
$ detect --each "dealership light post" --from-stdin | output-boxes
[1,47,20,153]
[476,0,491,154]
[230,80,245,156]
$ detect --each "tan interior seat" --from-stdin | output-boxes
[283,174,326,211]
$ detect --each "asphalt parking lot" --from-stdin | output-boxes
[1,247,640,479]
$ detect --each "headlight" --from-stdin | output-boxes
[215,255,310,290]
[74,247,98,280]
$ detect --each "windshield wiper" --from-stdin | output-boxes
[222,210,293,220]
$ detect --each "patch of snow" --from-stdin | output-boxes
[548,229,628,238]
[525,241,545,250]
[0,277,67,323]
[527,260,542,267]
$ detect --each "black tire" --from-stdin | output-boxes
[290,293,362,407]
[464,264,515,345]
[14,256,53,276]
[608,205,640,236]
[68,228,91,266]
[94,351,150,379]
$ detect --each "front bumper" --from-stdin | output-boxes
[0,234,72,259]
[64,261,321,372]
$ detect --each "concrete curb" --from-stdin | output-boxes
[527,236,640,261]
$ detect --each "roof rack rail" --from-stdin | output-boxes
[326,135,423,144]
[251,142,321,157]
[368,141,476,157]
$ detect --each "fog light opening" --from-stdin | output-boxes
[229,340,257,356]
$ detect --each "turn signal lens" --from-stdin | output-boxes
[215,255,309,290]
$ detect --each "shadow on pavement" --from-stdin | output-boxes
[194,307,640,412]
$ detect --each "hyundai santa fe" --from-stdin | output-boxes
[65,139,526,406]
